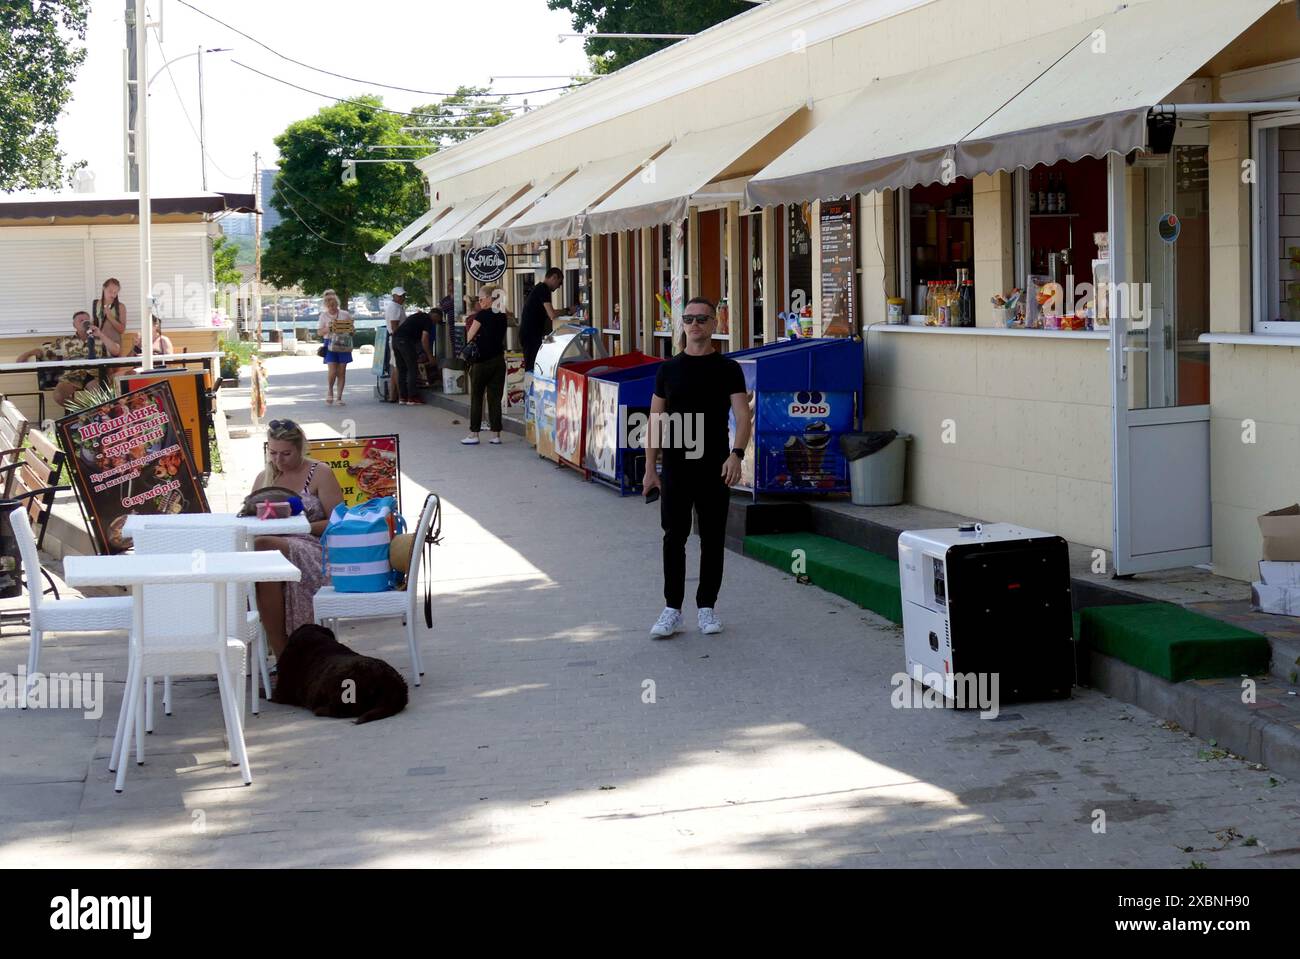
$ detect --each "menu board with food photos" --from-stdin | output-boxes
[819,197,856,336]
[306,435,400,511]
[57,381,209,554]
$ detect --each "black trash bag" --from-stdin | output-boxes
[839,430,898,462]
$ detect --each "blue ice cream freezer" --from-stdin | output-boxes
[583,361,663,495]
[728,337,863,494]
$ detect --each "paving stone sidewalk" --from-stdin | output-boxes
[0,355,1296,868]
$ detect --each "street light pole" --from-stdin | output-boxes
[198,44,207,190]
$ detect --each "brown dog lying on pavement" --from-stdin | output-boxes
[272,624,408,724]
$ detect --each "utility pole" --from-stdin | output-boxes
[198,44,208,190]
[254,152,263,345]
[130,0,155,370]
[123,2,139,191]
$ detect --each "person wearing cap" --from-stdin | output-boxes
[384,287,407,402]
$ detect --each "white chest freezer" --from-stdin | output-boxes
[898,523,1075,704]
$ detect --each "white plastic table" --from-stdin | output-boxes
[65,551,300,789]
[122,513,311,537]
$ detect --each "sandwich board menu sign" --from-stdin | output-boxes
[305,434,400,511]
[56,381,209,554]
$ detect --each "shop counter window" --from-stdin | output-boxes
[899,179,975,324]
[1252,114,1300,335]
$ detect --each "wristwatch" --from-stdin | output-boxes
[730,447,745,460]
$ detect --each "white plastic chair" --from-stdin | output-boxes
[12,508,132,709]
[129,524,270,724]
[109,558,250,793]
[312,494,439,686]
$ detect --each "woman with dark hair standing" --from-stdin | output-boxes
[91,277,126,357]
[461,285,509,445]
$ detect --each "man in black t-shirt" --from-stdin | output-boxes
[643,297,751,639]
[520,267,565,375]
[392,308,438,405]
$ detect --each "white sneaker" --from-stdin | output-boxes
[698,608,723,635]
[649,607,682,639]
[460,435,480,445]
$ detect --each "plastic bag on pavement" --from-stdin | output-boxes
[839,430,898,461]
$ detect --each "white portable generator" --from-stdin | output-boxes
[897,522,1075,703]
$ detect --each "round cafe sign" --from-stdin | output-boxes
[465,244,507,283]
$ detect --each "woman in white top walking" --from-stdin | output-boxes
[317,289,355,405]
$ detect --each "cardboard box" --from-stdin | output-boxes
[1251,581,1300,616]
[1259,561,1300,586]
[1258,505,1300,561]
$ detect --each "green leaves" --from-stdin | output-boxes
[0,0,90,190]
[262,90,511,306]
[547,0,751,74]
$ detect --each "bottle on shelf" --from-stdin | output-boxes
[1057,174,1068,214]
[1046,173,1058,214]
[1036,173,1049,215]
[1029,174,1038,214]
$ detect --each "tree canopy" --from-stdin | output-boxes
[261,89,510,306]
[547,0,751,75]
[0,0,89,191]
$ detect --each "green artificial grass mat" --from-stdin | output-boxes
[743,533,902,624]
[1077,603,1270,682]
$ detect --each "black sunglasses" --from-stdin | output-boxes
[268,419,298,431]
[682,314,714,325]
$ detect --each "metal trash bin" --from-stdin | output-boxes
[841,431,910,506]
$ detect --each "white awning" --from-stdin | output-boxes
[400,184,525,261]
[500,145,666,245]
[470,170,574,248]
[746,0,1275,206]
[585,106,803,234]
[955,0,1276,178]
[367,206,448,265]
[746,26,1091,206]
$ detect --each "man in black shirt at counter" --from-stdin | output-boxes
[520,267,565,375]
[392,307,439,405]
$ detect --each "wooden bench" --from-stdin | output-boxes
[0,426,70,612]
[0,398,31,498]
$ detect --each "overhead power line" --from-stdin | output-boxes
[272,186,348,246]
[232,60,520,127]
[176,0,581,98]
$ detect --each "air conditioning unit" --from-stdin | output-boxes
[898,523,1075,704]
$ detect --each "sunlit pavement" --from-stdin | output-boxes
[1,355,1296,868]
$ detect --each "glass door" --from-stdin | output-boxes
[1131,140,1211,410]
[1107,143,1212,576]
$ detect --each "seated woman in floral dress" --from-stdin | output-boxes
[249,419,344,656]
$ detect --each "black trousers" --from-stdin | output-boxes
[521,337,542,378]
[468,353,506,433]
[660,464,731,610]
[392,337,421,401]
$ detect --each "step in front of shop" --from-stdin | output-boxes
[728,497,1300,782]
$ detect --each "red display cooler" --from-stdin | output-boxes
[554,351,656,474]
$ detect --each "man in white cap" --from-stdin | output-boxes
[383,287,407,402]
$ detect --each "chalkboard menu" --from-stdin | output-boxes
[819,198,855,336]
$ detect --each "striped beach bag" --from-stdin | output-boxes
[321,496,406,592]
